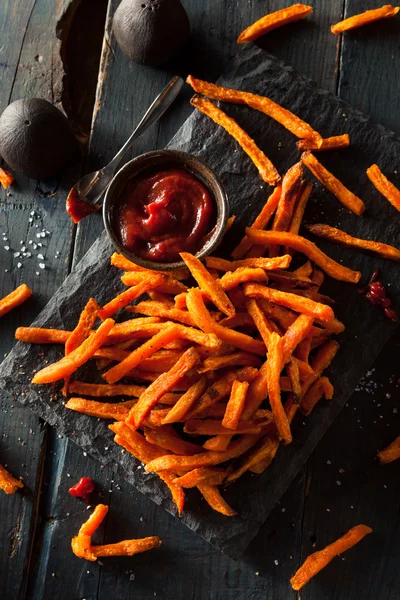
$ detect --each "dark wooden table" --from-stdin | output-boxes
[1,1,399,598]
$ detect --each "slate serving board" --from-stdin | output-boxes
[1,46,399,559]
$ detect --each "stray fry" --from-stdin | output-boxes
[290,524,372,590]
[197,483,237,516]
[0,167,14,189]
[0,284,32,318]
[377,435,400,464]
[301,151,365,215]
[190,96,281,185]
[366,163,400,213]
[331,5,399,34]
[187,76,322,143]
[297,134,350,151]
[0,464,23,494]
[306,223,400,262]
[237,4,313,43]
[245,229,361,283]
[71,503,161,561]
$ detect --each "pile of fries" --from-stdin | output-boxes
[17,216,355,515]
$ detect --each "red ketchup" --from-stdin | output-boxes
[115,168,215,263]
[358,269,398,322]
[66,188,99,224]
[68,477,95,502]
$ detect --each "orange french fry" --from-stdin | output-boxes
[231,186,282,259]
[66,397,135,421]
[32,319,115,384]
[161,378,208,424]
[300,376,333,415]
[143,426,204,455]
[103,325,180,384]
[281,314,314,362]
[301,151,365,215]
[71,504,109,561]
[266,332,292,444]
[96,348,185,373]
[300,340,339,402]
[63,298,100,394]
[306,223,400,262]
[68,380,145,397]
[121,271,187,295]
[190,96,281,186]
[246,298,277,347]
[184,418,269,436]
[147,290,175,306]
[190,367,259,418]
[228,396,297,480]
[258,298,344,334]
[0,284,32,318]
[367,163,400,213]
[187,75,321,143]
[218,312,255,329]
[107,320,220,348]
[245,228,361,283]
[310,267,325,289]
[99,276,165,320]
[288,181,313,241]
[266,270,314,290]
[294,337,312,362]
[110,423,185,515]
[110,252,189,281]
[126,348,201,429]
[219,267,268,290]
[244,283,334,322]
[145,434,260,473]
[222,380,250,430]
[271,162,304,236]
[172,467,226,488]
[293,260,313,278]
[291,524,372,590]
[286,358,301,402]
[15,327,72,344]
[186,288,266,355]
[237,4,313,43]
[0,167,14,189]
[241,359,269,421]
[377,435,400,464]
[198,351,261,373]
[0,464,24,495]
[331,5,399,34]
[127,300,195,326]
[91,537,161,558]
[93,347,130,363]
[206,254,291,273]
[197,483,237,516]
[202,434,233,451]
[180,252,235,317]
[297,134,350,152]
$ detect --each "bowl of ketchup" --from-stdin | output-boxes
[103,150,229,270]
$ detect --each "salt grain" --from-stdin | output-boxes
[39,263,45,269]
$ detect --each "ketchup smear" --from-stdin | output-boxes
[358,269,398,322]
[66,188,99,224]
[115,168,215,263]
[68,477,95,502]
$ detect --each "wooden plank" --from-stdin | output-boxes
[25,1,343,599]
[0,0,103,597]
[299,0,400,596]
[0,0,77,597]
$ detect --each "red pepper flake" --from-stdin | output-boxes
[68,476,95,502]
[358,268,398,322]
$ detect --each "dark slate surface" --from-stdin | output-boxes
[1,46,400,559]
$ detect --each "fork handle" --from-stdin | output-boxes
[106,76,184,172]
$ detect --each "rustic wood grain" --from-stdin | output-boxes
[1,0,399,598]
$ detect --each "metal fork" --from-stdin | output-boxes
[70,76,184,206]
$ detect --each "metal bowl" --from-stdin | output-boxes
[103,149,229,271]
